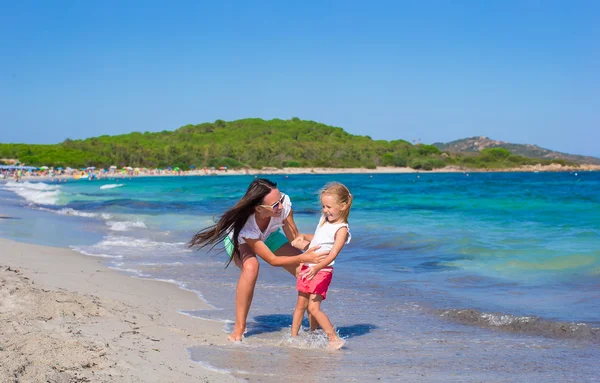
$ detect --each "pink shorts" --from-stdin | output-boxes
[296,265,333,300]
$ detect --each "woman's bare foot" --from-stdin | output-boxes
[228,325,247,342]
[327,338,345,350]
[227,333,243,342]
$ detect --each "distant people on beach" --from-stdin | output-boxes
[188,178,328,342]
[290,182,352,350]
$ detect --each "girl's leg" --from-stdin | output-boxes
[274,243,319,330]
[230,245,260,341]
[307,294,344,350]
[291,292,310,336]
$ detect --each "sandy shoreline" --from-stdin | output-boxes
[2,163,599,183]
[0,237,237,383]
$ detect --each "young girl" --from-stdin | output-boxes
[291,182,352,350]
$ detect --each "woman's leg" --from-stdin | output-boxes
[230,245,260,341]
[273,242,302,276]
[291,292,310,336]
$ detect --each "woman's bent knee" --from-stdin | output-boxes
[240,256,259,276]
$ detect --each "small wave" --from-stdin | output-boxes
[107,265,149,277]
[3,181,64,205]
[100,184,124,190]
[138,262,183,266]
[97,236,186,249]
[4,181,60,191]
[70,247,123,259]
[106,220,147,231]
[41,207,98,218]
[440,308,600,343]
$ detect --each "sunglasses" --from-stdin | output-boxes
[259,193,286,210]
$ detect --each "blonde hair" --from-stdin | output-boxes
[320,182,353,223]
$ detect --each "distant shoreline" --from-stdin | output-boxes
[218,164,600,175]
[1,164,599,183]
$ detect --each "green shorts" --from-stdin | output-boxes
[224,229,289,257]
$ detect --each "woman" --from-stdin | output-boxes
[189,178,327,341]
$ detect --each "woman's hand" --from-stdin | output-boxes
[291,235,310,250]
[300,266,319,281]
[301,245,328,264]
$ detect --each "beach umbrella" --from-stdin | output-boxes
[190,165,195,169]
[57,167,63,170]
[174,167,180,171]
[110,165,117,169]
[40,166,49,170]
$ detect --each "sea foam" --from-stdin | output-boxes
[100,184,124,190]
[3,181,63,205]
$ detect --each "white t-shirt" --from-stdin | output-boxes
[306,216,351,267]
[229,194,292,244]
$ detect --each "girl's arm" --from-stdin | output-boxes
[244,238,328,267]
[301,227,348,280]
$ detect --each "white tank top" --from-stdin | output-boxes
[306,216,351,267]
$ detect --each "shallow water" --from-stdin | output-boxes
[1,172,599,381]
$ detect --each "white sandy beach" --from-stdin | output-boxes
[0,237,237,383]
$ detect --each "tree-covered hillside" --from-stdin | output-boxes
[0,118,578,170]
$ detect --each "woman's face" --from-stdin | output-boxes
[257,188,285,217]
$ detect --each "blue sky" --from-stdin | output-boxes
[1,0,598,156]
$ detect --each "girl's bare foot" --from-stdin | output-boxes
[327,338,345,350]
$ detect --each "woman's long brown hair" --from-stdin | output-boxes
[188,178,278,267]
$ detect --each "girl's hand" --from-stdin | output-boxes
[301,266,319,281]
[291,235,310,250]
[301,246,328,264]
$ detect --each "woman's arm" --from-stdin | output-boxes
[244,238,328,267]
[291,232,314,250]
[282,209,300,242]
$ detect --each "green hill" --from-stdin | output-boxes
[0,119,583,170]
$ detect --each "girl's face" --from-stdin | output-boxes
[321,194,346,223]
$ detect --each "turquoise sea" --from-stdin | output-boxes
[1,172,599,382]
